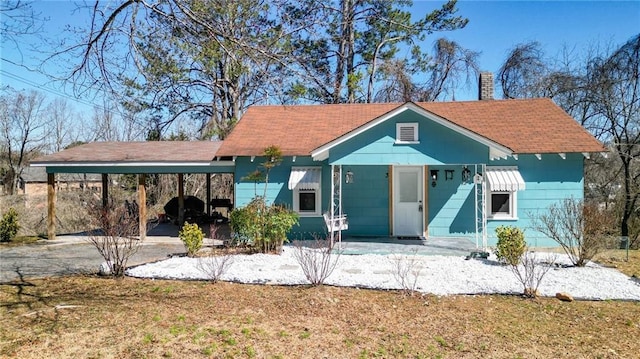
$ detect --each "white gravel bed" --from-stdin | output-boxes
[126,248,640,301]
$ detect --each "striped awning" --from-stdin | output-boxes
[485,167,525,192]
[288,167,321,190]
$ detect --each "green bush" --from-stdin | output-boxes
[230,197,298,253]
[494,225,526,266]
[179,222,204,257]
[0,207,20,242]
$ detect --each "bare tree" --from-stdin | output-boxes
[0,88,49,195]
[46,98,77,152]
[1,1,45,47]
[586,35,640,240]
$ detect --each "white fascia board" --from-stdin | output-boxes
[30,161,234,167]
[310,102,513,160]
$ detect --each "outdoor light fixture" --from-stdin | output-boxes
[430,170,439,187]
[462,166,471,183]
[445,169,454,181]
[345,170,354,184]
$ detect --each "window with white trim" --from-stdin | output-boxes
[485,166,524,220]
[395,123,419,143]
[290,167,322,216]
[488,191,517,219]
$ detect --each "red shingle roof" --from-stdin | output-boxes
[32,141,222,164]
[216,98,605,157]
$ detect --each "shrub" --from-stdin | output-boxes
[390,248,423,296]
[86,200,140,277]
[494,225,526,266]
[197,248,234,283]
[0,207,20,242]
[510,251,557,298]
[230,197,298,253]
[532,198,613,266]
[179,222,204,257]
[292,236,341,286]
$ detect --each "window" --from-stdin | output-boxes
[488,191,517,219]
[485,166,524,220]
[396,123,419,143]
[290,167,322,216]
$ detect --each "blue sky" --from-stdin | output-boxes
[1,0,639,112]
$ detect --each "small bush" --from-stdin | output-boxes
[197,248,234,283]
[86,200,140,277]
[390,248,423,296]
[292,236,341,286]
[179,222,204,257]
[532,198,613,266]
[230,197,298,253]
[510,251,557,298]
[494,225,526,266]
[0,207,20,242]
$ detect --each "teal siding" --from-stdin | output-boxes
[329,111,488,165]
[486,153,585,247]
[234,156,329,238]
[341,166,390,236]
[427,165,476,237]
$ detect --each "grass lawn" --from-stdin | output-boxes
[1,275,639,359]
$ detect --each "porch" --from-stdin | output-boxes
[146,222,476,256]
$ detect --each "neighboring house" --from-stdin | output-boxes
[11,167,102,197]
[216,86,604,247]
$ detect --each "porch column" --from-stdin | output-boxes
[101,174,109,208]
[206,174,211,216]
[47,173,56,240]
[138,174,147,240]
[178,173,185,226]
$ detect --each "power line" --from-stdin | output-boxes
[0,68,108,112]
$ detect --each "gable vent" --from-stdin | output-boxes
[396,123,418,143]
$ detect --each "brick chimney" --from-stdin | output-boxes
[478,72,494,100]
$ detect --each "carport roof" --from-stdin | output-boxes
[32,141,222,164]
[30,141,233,174]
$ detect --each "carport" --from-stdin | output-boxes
[30,141,235,240]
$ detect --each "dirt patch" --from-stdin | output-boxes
[1,276,639,358]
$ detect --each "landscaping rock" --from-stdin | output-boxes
[556,292,574,302]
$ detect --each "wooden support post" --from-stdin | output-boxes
[47,173,56,240]
[178,173,185,226]
[101,174,109,208]
[206,174,211,216]
[138,174,147,240]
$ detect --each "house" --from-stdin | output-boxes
[216,81,605,247]
[3,166,103,197]
[31,76,605,247]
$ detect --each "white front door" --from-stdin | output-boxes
[393,166,424,237]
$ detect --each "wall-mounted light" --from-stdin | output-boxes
[345,170,354,184]
[445,169,454,181]
[462,166,471,183]
[430,169,439,187]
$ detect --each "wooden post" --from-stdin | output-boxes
[138,174,147,240]
[101,174,109,208]
[206,174,211,216]
[178,173,185,226]
[47,173,56,240]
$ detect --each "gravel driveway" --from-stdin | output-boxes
[0,236,186,282]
